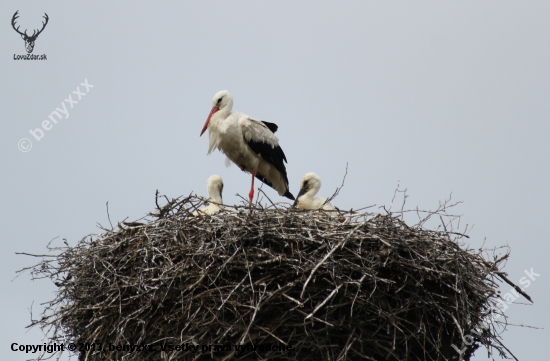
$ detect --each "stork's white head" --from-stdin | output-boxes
[206,174,224,204]
[212,90,232,109]
[200,90,233,136]
[295,172,322,203]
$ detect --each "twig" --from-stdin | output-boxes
[106,202,113,230]
[326,162,349,203]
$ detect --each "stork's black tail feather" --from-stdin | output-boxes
[254,173,294,200]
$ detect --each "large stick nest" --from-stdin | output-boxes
[22,194,526,361]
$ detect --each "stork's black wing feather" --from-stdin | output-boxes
[246,139,288,174]
[261,121,278,133]
[246,138,294,200]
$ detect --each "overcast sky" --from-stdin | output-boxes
[1,1,549,360]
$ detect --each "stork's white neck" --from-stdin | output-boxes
[215,98,233,121]
[209,193,222,204]
[301,184,320,200]
[207,186,223,204]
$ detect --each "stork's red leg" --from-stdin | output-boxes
[249,170,256,204]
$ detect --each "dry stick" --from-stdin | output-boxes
[305,284,343,320]
[348,204,377,213]
[494,338,520,361]
[218,274,248,311]
[326,162,349,203]
[388,181,405,213]
[336,329,356,361]
[350,274,366,317]
[256,325,288,345]
[294,309,334,327]
[475,256,533,303]
[15,252,56,258]
[282,292,304,307]
[301,223,363,298]
[495,270,533,303]
[258,188,279,210]
[154,189,161,211]
[369,235,392,247]
[238,290,264,345]
[106,202,113,230]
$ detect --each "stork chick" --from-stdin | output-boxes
[193,175,224,216]
[293,173,334,211]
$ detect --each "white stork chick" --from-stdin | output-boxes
[293,173,335,212]
[200,90,294,203]
[193,175,224,216]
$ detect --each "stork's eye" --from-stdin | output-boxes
[217,97,223,105]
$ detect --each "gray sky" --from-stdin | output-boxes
[1,1,549,359]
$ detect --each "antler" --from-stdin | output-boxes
[29,13,49,39]
[11,11,26,37]
[36,13,49,37]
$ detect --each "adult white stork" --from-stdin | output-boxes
[293,173,335,211]
[193,175,224,216]
[200,90,294,203]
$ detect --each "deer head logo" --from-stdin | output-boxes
[12,11,49,54]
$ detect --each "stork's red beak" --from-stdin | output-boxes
[200,106,220,136]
